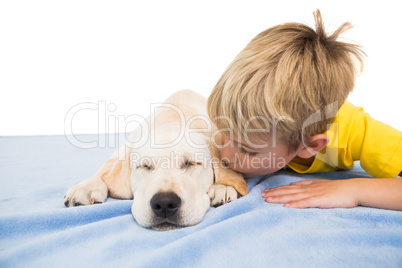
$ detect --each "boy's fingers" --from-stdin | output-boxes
[284,197,318,208]
[289,180,314,186]
[262,187,304,197]
[264,184,302,192]
[264,180,314,193]
[265,193,311,204]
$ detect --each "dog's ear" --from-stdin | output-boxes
[208,140,248,196]
[97,147,133,199]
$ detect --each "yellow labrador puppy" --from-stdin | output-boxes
[64,90,247,230]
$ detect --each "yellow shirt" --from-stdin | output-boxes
[287,101,402,178]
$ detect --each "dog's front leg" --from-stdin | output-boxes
[208,183,239,207]
[64,153,133,207]
[64,176,108,207]
[207,142,248,207]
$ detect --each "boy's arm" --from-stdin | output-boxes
[262,175,402,211]
[264,104,402,210]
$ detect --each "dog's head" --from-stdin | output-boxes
[128,124,247,231]
[129,125,214,231]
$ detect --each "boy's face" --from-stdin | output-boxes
[220,134,298,178]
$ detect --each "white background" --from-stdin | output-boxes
[1,0,401,136]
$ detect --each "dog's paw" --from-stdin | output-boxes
[208,183,239,207]
[64,178,108,207]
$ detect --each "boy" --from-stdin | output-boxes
[207,10,402,210]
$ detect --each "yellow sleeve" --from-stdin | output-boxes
[287,102,402,178]
[350,107,402,178]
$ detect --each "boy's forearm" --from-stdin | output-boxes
[354,178,402,211]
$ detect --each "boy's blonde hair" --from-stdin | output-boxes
[208,10,365,153]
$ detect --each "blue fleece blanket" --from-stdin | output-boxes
[1,134,402,267]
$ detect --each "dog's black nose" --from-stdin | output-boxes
[150,192,181,218]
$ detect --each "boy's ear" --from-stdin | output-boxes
[297,134,329,159]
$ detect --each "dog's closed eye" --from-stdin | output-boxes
[182,160,202,169]
[137,164,153,171]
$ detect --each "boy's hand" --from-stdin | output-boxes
[261,179,359,209]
